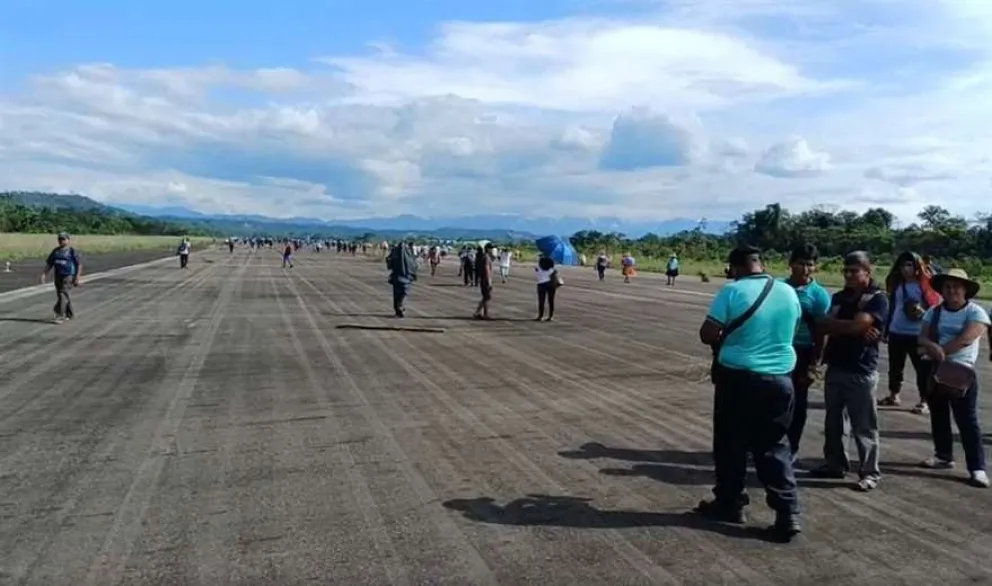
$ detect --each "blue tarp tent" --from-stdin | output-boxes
[535,235,580,266]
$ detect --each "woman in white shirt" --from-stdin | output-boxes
[917,269,991,487]
[535,255,558,321]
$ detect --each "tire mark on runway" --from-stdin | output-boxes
[281,272,499,586]
[80,254,250,586]
[0,265,216,407]
[294,273,680,585]
[0,265,223,582]
[0,257,223,355]
[269,268,413,586]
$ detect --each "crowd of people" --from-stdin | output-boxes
[700,243,992,542]
[386,241,560,321]
[35,232,992,546]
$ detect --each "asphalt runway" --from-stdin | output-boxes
[1,248,991,585]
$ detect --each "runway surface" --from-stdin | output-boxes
[1,248,991,585]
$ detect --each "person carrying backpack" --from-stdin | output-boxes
[177,238,192,269]
[41,232,82,324]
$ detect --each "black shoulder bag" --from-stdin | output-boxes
[710,276,776,383]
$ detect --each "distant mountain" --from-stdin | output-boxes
[125,206,732,238]
[3,194,732,240]
[1,191,111,212]
[114,204,209,218]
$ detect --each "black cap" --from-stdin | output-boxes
[727,245,761,267]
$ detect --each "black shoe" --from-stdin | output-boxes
[693,499,746,524]
[771,514,802,542]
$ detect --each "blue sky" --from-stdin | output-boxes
[1,0,990,224]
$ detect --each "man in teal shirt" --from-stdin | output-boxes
[782,244,831,459]
[697,246,802,541]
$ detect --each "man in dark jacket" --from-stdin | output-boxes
[41,232,82,323]
[809,251,889,492]
[386,242,418,318]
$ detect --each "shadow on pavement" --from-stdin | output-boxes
[558,442,711,465]
[443,494,778,542]
[0,317,53,324]
[323,312,535,322]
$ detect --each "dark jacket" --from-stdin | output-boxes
[386,245,418,285]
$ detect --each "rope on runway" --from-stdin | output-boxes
[336,324,446,334]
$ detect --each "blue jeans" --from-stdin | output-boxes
[928,379,986,471]
[712,367,799,515]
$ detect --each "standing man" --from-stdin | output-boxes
[177,238,192,269]
[428,245,441,277]
[473,244,495,320]
[809,251,889,492]
[498,248,513,283]
[460,246,476,287]
[41,232,82,324]
[387,241,418,318]
[697,246,802,541]
[783,244,831,461]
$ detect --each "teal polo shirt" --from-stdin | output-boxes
[779,278,831,348]
[707,275,802,375]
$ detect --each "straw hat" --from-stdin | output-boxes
[932,268,981,299]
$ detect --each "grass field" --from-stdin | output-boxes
[0,233,213,261]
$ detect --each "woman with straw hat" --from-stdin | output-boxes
[917,268,991,488]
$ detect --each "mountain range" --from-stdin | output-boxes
[2,192,732,239]
[115,204,731,239]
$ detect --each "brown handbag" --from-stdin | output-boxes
[927,306,976,399]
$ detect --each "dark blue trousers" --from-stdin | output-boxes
[392,282,410,314]
[712,366,799,515]
[928,379,986,471]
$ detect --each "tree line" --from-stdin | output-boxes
[568,204,992,278]
[0,197,212,237]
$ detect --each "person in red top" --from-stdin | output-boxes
[878,251,941,412]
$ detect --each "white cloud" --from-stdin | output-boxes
[320,19,847,113]
[755,137,831,178]
[1,0,991,226]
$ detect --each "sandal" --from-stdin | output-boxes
[877,395,900,407]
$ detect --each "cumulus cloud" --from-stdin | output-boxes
[320,19,846,113]
[1,1,990,223]
[755,137,831,178]
[599,110,704,170]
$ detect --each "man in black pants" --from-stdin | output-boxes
[473,244,494,319]
[41,233,82,324]
[697,246,803,541]
[177,238,191,269]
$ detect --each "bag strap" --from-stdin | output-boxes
[928,305,942,342]
[722,276,775,341]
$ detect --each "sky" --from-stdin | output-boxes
[1,0,991,225]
